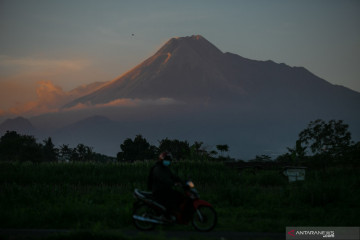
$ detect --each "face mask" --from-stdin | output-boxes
[163,160,171,166]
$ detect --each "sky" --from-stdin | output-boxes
[0,0,359,116]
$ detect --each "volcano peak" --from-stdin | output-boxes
[173,34,204,40]
[157,34,223,59]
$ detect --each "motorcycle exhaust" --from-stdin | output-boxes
[133,215,165,224]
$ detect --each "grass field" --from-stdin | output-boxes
[0,161,359,233]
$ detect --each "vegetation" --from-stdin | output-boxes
[0,131,116,163]
[285,119,352,160]
[0,118,359,236]
[0,161,358,233]
[118,135,158,162]
[277,119,359,167]
[0,131,43,163]
[0,132,225,163]
[157,138,191,160]
[117,136,218,162]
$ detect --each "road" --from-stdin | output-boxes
[0,229,285,240]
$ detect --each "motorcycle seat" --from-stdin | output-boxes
[134,189,153,199]
[140,190,153,199]
[134,189,166,211]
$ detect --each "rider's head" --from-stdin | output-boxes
[159,151,173,166]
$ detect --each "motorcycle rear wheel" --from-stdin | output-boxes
[192,205,217,232]
[132,203,156,231]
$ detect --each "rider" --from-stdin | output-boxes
[147,152,183,220]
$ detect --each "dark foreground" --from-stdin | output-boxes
[0,229,284,240]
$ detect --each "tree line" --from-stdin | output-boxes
[0,131,115,163]
[116,135,229,162]
[0,131,229,163]
[0,119,358,164]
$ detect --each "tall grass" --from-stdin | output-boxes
[0,161,359,231]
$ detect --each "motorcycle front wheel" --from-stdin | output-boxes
[132,203,156,231]
[192,205,217,232]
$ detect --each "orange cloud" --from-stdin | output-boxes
[0,55,109,93]
[64,97,181,112]
[98,98,180,107]
[0,80,37,110]
[0,79,181,117]
[5,81,68,116]
[36,80,67,103]
[0,55,116,117]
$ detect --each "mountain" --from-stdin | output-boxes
[68,81,107,99]
[64,35,234,107]
[0,117,36,136]
[65,35,360,114]
[11,35,360,159]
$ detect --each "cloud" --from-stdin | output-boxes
[99,97,179,107]
[0,79,181,117]
[0,54,181,117]
[36,80,67,103]
[0,55,104,92]
[0,80,37,109]
[4,81,69,116]
[0,55,89,71]
[65,97,182,112]
[0,55,110,116]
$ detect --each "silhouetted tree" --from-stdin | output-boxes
[343,141,360,165]
[0,131,42,162]
[72,144,94,162]
[275,152,292,163]
[116,151,125,161]
[118,135,155,162]
[189,141,212,161]
[297,119,352,157]
[193,141,204,153]
[42,137,58,162]
[216,144,229,157]
[209,150,218,157]
[286,140,306,163]
[59,144,72,162]
[158,138,190,160]
[119,138,135,161]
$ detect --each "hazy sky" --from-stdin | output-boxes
[1,0,359,114]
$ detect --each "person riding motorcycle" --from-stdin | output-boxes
[147,152,183,220]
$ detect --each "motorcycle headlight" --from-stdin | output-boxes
[187,181,195,188]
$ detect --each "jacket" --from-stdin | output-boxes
[147,161,180,195]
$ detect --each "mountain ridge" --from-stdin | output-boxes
[65,35,360,110]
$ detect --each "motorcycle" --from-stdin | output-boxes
[132,180,217,232]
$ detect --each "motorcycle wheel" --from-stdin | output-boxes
[132,203,156,231]
[192,205,217,232]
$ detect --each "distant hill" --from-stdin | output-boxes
[0,117,36,136]
[51,115,122,152]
